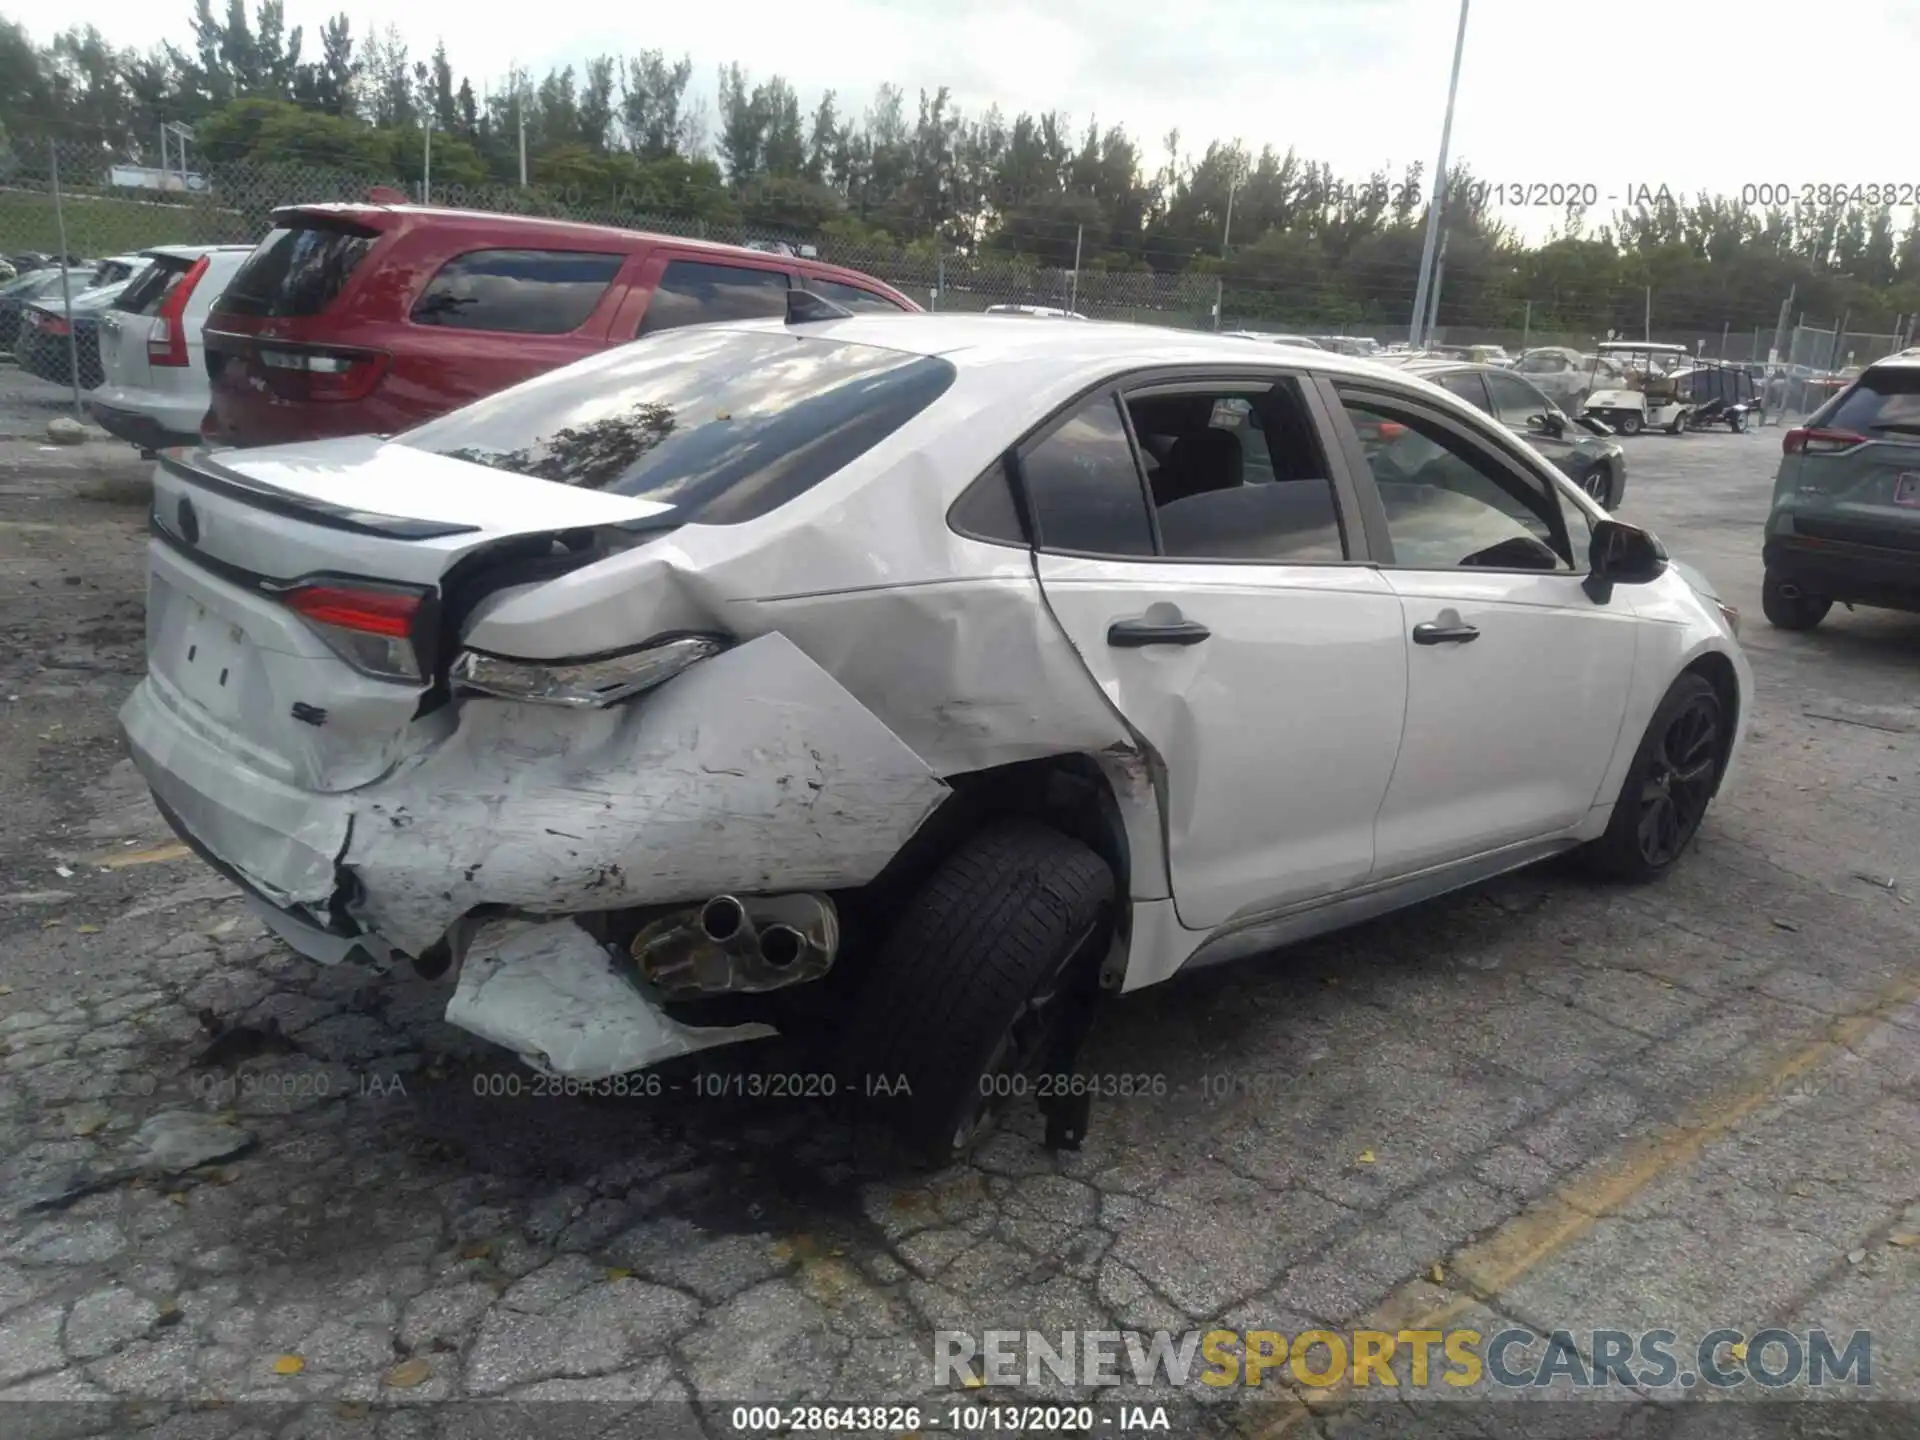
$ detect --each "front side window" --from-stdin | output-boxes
[398,328,954,525]
[1337,392,1569,572]
[1435,370,1490,413]
[640,259,791,335]
[1484,370,1555,431]
[411,249,624,334]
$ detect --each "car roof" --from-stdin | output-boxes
[1597,341,1690,354]
[714,313,1406,385]
[274,203,906,294]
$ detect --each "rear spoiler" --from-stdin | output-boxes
[156,450,477,541]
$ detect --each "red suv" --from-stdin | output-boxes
[200,204,921,447]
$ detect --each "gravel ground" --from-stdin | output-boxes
[1,365,1918,1438]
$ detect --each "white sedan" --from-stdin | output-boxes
[121,306,1751,1162]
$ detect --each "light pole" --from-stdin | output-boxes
[1408,0,1470,348]
[1221,146,1245,256]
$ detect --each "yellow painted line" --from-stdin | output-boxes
[88,842,192,870]
[1251,969,1920,1438]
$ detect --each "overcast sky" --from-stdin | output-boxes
[27,0,1920,239]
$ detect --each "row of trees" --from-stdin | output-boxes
[5,4,1920,334]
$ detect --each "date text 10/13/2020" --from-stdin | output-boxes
[1322,180,1918,210]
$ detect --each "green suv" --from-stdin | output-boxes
[1763,353,1920,629]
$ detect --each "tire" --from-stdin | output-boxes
[1667,411,1687,435]
[1729,411,1747,433]
[1582,673,1725,882]
[841,820,1114,1166]
[1617,411,1643,436]
[1761,570,1832,631]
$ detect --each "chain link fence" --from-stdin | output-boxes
[7,139,1917,375]
[0,140,1223,326]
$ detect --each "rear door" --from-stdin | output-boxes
[1782,364,1920,546]
[1025,368,1409,930]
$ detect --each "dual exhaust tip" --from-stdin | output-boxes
[632,891,839,1000]
[697,894,808,970]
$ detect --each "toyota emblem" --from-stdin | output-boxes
[176,496,200,545]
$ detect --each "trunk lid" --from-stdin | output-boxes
[146,440,674,792]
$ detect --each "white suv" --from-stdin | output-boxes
[90,245,253,452]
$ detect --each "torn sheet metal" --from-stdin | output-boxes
[443,918,775,1079]
[345,632,952,956]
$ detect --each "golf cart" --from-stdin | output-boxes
[1580,342,1696,435]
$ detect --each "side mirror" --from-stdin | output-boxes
[1584,518,1668,601]
[1535,411,1565,438]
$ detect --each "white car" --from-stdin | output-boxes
[120,307,1751,1162]
[91,245,253,451]
[1223,331,1326,349]
[983,303,1088,319]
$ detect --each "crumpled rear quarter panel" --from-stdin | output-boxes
[343,632,952,954]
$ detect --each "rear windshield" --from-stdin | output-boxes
[397,328,956,525]
[1814,366,1920,434]
[219,221,378,318]
[115,257,193,316]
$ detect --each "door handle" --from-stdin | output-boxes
[1412,621,1480,645]
[1107,618,1211,648]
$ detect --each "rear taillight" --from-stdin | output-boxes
[1783,427,1867,456]
[37,313,70,336]
[281,581,428,683]
[451,636,729,708]
[257,346,389,402]
[148,256,209,367]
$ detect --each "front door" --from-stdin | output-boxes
[1327,383,1640,879]
[1024,374,1408,930]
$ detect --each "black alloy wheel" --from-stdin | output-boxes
[1635,690,1721,868]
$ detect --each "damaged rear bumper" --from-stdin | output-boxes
[121,631,952,962]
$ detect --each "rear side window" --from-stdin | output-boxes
[396,328,954,525]
[219,222,378,318]
[411,249,623,334]
[807,277,907,314]
[1815,366,1920,434]
[640,260,790,335]
[1017,394,1156,557]
[116,258,192,316]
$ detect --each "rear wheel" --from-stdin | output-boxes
[1729,411,1747,433]
[1762,570,1831,630]
[1667,410,1688,435]
[1583,673,1724,882]
[841,821,1114,1167]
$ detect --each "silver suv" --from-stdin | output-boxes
[90,245,254,452]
